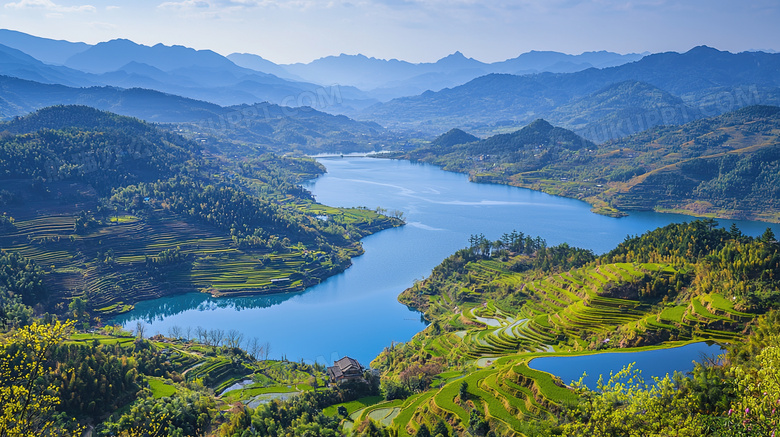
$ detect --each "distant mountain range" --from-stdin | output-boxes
[358,46,780,139]
[0,29,778,149]
[229,50,646,99]
[0,31,373,110]
[0,29,645,106]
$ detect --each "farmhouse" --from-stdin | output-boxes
[326,356,365,383]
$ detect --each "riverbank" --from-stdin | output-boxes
[369,219,775,435]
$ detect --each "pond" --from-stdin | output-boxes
[529,342,724,388]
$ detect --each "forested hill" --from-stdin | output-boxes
[465,119,593,155]
[0,105,196,193]
[401,105,780,222]
[431,128,479,148]
[0,75,397,154]
[0,105,403,327]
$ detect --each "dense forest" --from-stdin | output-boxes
[400,105,780,222]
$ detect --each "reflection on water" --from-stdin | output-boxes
[112,290,306,325]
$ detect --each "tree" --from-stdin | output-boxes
[761,227,776,243]
[68,297,87,323]
[468,410,489,436]
[196,326,208,344]
[135,321,146,339]
[433,420,450,437]
[0,320,75,436]
[246,337,264,361]
[226,329,244,349]
[209,329,225,348]
[415,424,431,437]
[459,380,469,401]
[562,364,707,436]
[168,325,182,340]
[338,406,348,417]
[718,341,780,435]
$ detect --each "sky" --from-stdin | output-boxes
[0,0,778,64]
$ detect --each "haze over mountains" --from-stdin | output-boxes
[0,29,778,148]
[359,46,780,139]
[229,50,645,100]
[0,29,644,108]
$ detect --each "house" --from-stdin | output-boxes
[327,357,365,383]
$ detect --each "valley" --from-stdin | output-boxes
[0,26,779,437]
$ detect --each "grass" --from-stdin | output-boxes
[512,362,578,407]
[66,333,135,346]
[148,378,177,399]
[322,395,384,417]
[393,392,435,436]
[660,305,687,323]
[220,384,299,403]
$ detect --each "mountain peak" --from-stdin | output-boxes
[432,128,479,148]
[525,118,554,131]
[104,38,138,46]
[686,45,723,55]
[434,51,484,68]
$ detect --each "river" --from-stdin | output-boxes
[113,157,780,366]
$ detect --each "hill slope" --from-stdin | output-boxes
[368,221,780,436]
[0,75,396,154]
[0,105,402,319]
[400,106,780,222]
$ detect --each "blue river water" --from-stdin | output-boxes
[113,157,779,366]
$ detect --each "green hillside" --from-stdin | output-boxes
[0,105,402,322]
[366,221,779,436]
[401,105,780,222]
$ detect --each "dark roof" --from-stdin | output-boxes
[333,357,362,372]
[327,356,364,380]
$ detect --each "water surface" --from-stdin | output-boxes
[529,342,723,388]
[113,157,779,365]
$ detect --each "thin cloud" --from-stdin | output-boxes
[5,0,97,12]
[158,0,210,9]
[158,0,334,12]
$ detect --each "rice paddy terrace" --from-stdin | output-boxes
[0,199,399,317]
[66,330,325,407]
[361,222,776,436]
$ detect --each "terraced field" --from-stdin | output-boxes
[0,201,399,317]
[382,257,755,436]
[65,331,320,410]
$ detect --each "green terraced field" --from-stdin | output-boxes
[1,197,400,317]
[383,256,756,436]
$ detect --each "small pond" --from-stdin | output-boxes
[528,342,724,388]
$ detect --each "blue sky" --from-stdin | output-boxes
[0,0,778,64]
